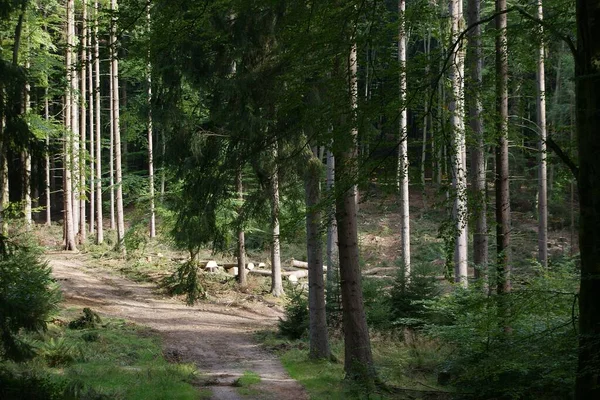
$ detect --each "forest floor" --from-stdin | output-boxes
[47,251,308,400]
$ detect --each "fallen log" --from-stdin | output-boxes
[290,258,327,272]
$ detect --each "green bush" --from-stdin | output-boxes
[387,266,441,329]
[424,261,578,399]
[0,235,60,360]
[278,288,309,340]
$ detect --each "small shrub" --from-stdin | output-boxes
[68,308,102,330]
[0,234,61,361]
[162,260,206,305]
[278,288,309,340]
[39,337,80,367]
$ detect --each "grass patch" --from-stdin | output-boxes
[0,308,201,400]
[234,370,261,397]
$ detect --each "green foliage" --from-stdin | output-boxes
[68,308,101,330]
[163,261,206,305]
[38,337,80,367]
[0,234,60,361]
[278,288,309,340]
[387,265,442,330]
[424,260,578,399]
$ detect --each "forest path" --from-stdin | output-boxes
[47,252,307,400]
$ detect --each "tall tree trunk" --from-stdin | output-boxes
[467,0,488,280]
[575,0,600,397]
[94,0,103,244]
[88,0,95,235]
[79,1,88,243]
[270,144,283,297]
[325,149,339,317]
[450,0,468,286]
[111,0,125,252]
[305,148,330,360]
[147,2,155,239]
[421,31,430,188]
[536,0,548,267]
[398,0,411,276]
[236,168,247,287]
[109,54,116,231]
[64,0,77,251]
[71,9,80,240]
[45,90,51,226]
[495,0,511,294]
[333,45,375,384]
[23,60,32,227]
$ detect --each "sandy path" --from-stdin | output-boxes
[47,253,307,400]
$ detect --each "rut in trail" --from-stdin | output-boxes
[48,253,307,400]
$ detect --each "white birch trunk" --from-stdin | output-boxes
[23,59,32,227]
[450,0,468,286]
[87,0,95,235]
[536,0,548,267]
[398,0,411,276]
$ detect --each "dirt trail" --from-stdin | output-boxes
[47,252,307,400]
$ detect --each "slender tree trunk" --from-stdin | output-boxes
[109,55,116,230]
[332,46,375,384]
[146,3,156,238]
[0,84,7,235]
[449,0,468,286]
[71,9,80,240]
[495,0,511,294]
[236,168,246,287]
[467,0,488,281]
[111,0,126,252]
[23,60,32,227]
[87,0,95,235]
[79,1,88,243]
[64,0,77,251]
[575,0,600,397]
[421,31,430,187]
[45,90,51,226]
[325,148,339,317]
[536,0,548,267]
[160,131,165,201]
[94,0,103,244]
[350,43,359,211]
[270,144,283,297]
[305,148,330,360]
[398,0,411,276]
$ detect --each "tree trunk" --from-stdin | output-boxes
[236,168,247,287]
[495,0,511,294]
[270,144,283,297]
[0,85,7,235]
[332,45,375,384]
[449,0,468,287]
[109,54,116,231]
[94,0,103,244]
[23,61,32,227]
[575,0,600,397]
[421,31,430,188]
[111,0,125,253]
[79,2,88,243]
[467,0,488,281]
[398,0,411,277]
[88,3,95,235]
[536,0,548,268]
[64,0,77,251]
[305,148,330,360]
[147,2,155,239]
[325,149,339,317]
[45,91,51,226]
